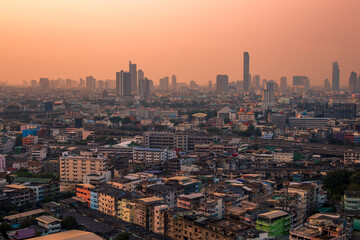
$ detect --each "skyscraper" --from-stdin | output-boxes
[332,62,340,91]
[171,75,177,90]
[208,80,213,90]
[280,77,287,91]
[138,69,144,81]
[253,75,260,90]
[139,77,150,98]
[31,79,37,88]
[293,76,309,90]
[243,52,250,91]
[349,71,358,93]
[129,61,137,94]
[216,74,228,92]
[39,78,49,91]
[324,79,331,91]
[85,76,96,91]
[262,80,275,108]
[116,70,131,96]
[159,76,169,90]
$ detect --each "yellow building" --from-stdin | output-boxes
[59,153,108,183]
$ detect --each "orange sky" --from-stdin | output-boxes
[1,0,360,86]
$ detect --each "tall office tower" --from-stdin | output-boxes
[149,79,154,92]
[138,69,144,81]
[262,80,275,108]
[216,74,228,92]
[116,70,132,96]
[86,76,96,91]
[138,79,145,97]
[159,76,169,90]
[252,75,260,90]
[324,79,331,91]
[31,80,37,87]
[332,62,340,91]
[280,77,287,91]
[243,52,250,91]
[293,76,309,89]
[39,78,49,91]
[208,80,213,90]
[65,79,72,88]
[349,71,358,93]
[129,61,137,94]
[139,77,150,98]
[79,78,85,87]
[171,75,177,90]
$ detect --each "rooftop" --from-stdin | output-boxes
[29,230,103,240]
[258,210,289,219]
[4,209,45,221]
[36,215,62,224]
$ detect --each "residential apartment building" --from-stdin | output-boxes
[343,190,360,212]
[177,192,223,218]
[59,152,108,183]
[290,213,347,240]
[132,147,176,165]
[134,197,163,229]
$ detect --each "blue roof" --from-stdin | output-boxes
[143,170,162,174]
[146,179,164,182]
[134,147,163,152]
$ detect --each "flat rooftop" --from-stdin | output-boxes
[258,210,289,219]
[29,230,102,240]
[4,209,45,221]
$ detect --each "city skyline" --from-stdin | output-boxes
[1,0,360,86]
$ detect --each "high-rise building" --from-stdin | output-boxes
[253,75,260,90]
[189,81,197,89]
[243,52,250,91]
[79,78,85,87]
[324,79,331,91]
[349,71,358,93]
[116,70,132,96]
[129,61,137,94]
[138,69,144,80]
[216,75,228,92]
[262,80,275,108]
[86,76,96,91]
[31,79,37,88]
[293,76,309,90]
[208,80,213,90]
[139,77,150,98]
[332,62,340,91]
[39,78,49,91]
[159,76,169,91]
[280,77,287,91]
[171,75,177,90]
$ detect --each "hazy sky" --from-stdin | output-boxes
[1,0,360,86]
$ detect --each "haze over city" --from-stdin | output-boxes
[1,0,360,86]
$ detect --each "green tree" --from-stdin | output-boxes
[20,217,36,228]
[351,171,360,185]
[61,216,78,230]
[122,117,132,124]
[116,232,130,240]
[0,222,12,237]
[323,169,350,198]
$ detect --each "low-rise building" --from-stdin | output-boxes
[36,215,62,234]
[290,213,347,240]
